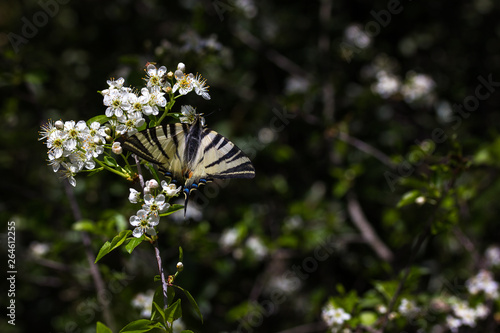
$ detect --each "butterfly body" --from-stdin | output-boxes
[121,115,255,216]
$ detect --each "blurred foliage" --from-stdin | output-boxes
[2,0,500,332]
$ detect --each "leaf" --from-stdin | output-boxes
[73,219,96,233]
[152,301,166,323]
[178,246,183,262]
[119,319,163,333]
[125,235,144,254]
[397,190,421,208]
[95,230,132,263]
[87,115,109,125]
[104,156,119,167]
[359,311,377,325]
[160,204,184,217]
[164,299,182,323]
[172,285,203,323]
[167,284,176,306]
[96,321,113,333]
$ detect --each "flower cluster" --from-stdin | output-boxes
[128,179,181,238]
[40,62,212,188]
[321,303,351,332]
[465,269,499,299]
[39,119,108,186]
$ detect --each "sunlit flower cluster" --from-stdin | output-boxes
[128,179,181,238]
[398,298,420,318]
[39,119,107,186]
[371,69,435,104]
[321,303,351,332]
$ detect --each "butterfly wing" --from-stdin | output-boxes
[184,128,255,190]
[121,123,189,182]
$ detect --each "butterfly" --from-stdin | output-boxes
[120,114,255,216]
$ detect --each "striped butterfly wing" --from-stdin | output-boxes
[198,129,255,180]
[121,123,189,182]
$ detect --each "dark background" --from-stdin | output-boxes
[2,0,500,332]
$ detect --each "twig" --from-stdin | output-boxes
[347,192,394,262]
[64,181,116,331]
[154,241,169,310]
[337,131,397,169]
[233,28,310,79]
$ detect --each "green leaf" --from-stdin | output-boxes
[164,299,182,323]
[167,284,176,306]
[397,190,421,208]
[178,246,183,262]
[152,301,166,323]
[160,204,184,217]
[73,219,96,233]
[95,230,132,263]
[104,156,119,167]
[173,285,203,323]
[119,319,164,333]
[96,321,113,333]
[87,115,109,125]
[125,235,144,254]
[152,288,166,320]
[180,331,194,333]
[359,311,377,325]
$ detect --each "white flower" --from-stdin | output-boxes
[246,236,267,260]
[39,120,58,141]
[179,105,199,124]
[131,290,154,318]
[372,71,401,98]
[103,77,125,93]
[88,121,107,145]
[145,179,159,192]
[219,228,239,249]
[116,111,145,135]
[193,74,210,100]
[173,71,194,95]
[129,188,141,204]
[451,300,477,327]
[321,304,351,327]
[466,270,499,300]
[46,129,67,158]
[104,88,131,117]
[145,64,167,88]
[59,162,79,187]
[142,194,169,216]
[400,72,435,103]
[485,245,500,267]
[446,315,462,333]
[398,298,420,317]
[161,180,181,197]
[177,63,185,72]
[344,24,371,49]
[112,142,123,154]
[129,209,159,238]
[474,303,489,319]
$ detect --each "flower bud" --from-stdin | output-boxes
[112,142,122,154]
[106,135,113,142]
[176,262,184,272]
[105,127,112,135]
[166,71,174,80]
[145,179,159,189]
[55,120,64,130]
[177,63,185,72]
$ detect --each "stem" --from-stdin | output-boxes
[94,157,129,178]
[153,241,169,309]
[64,181,116,331]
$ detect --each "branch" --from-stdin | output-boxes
[64,181,116,332]
[154,241,169,310]
[347,192,394,262]
[337,131,397,169]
